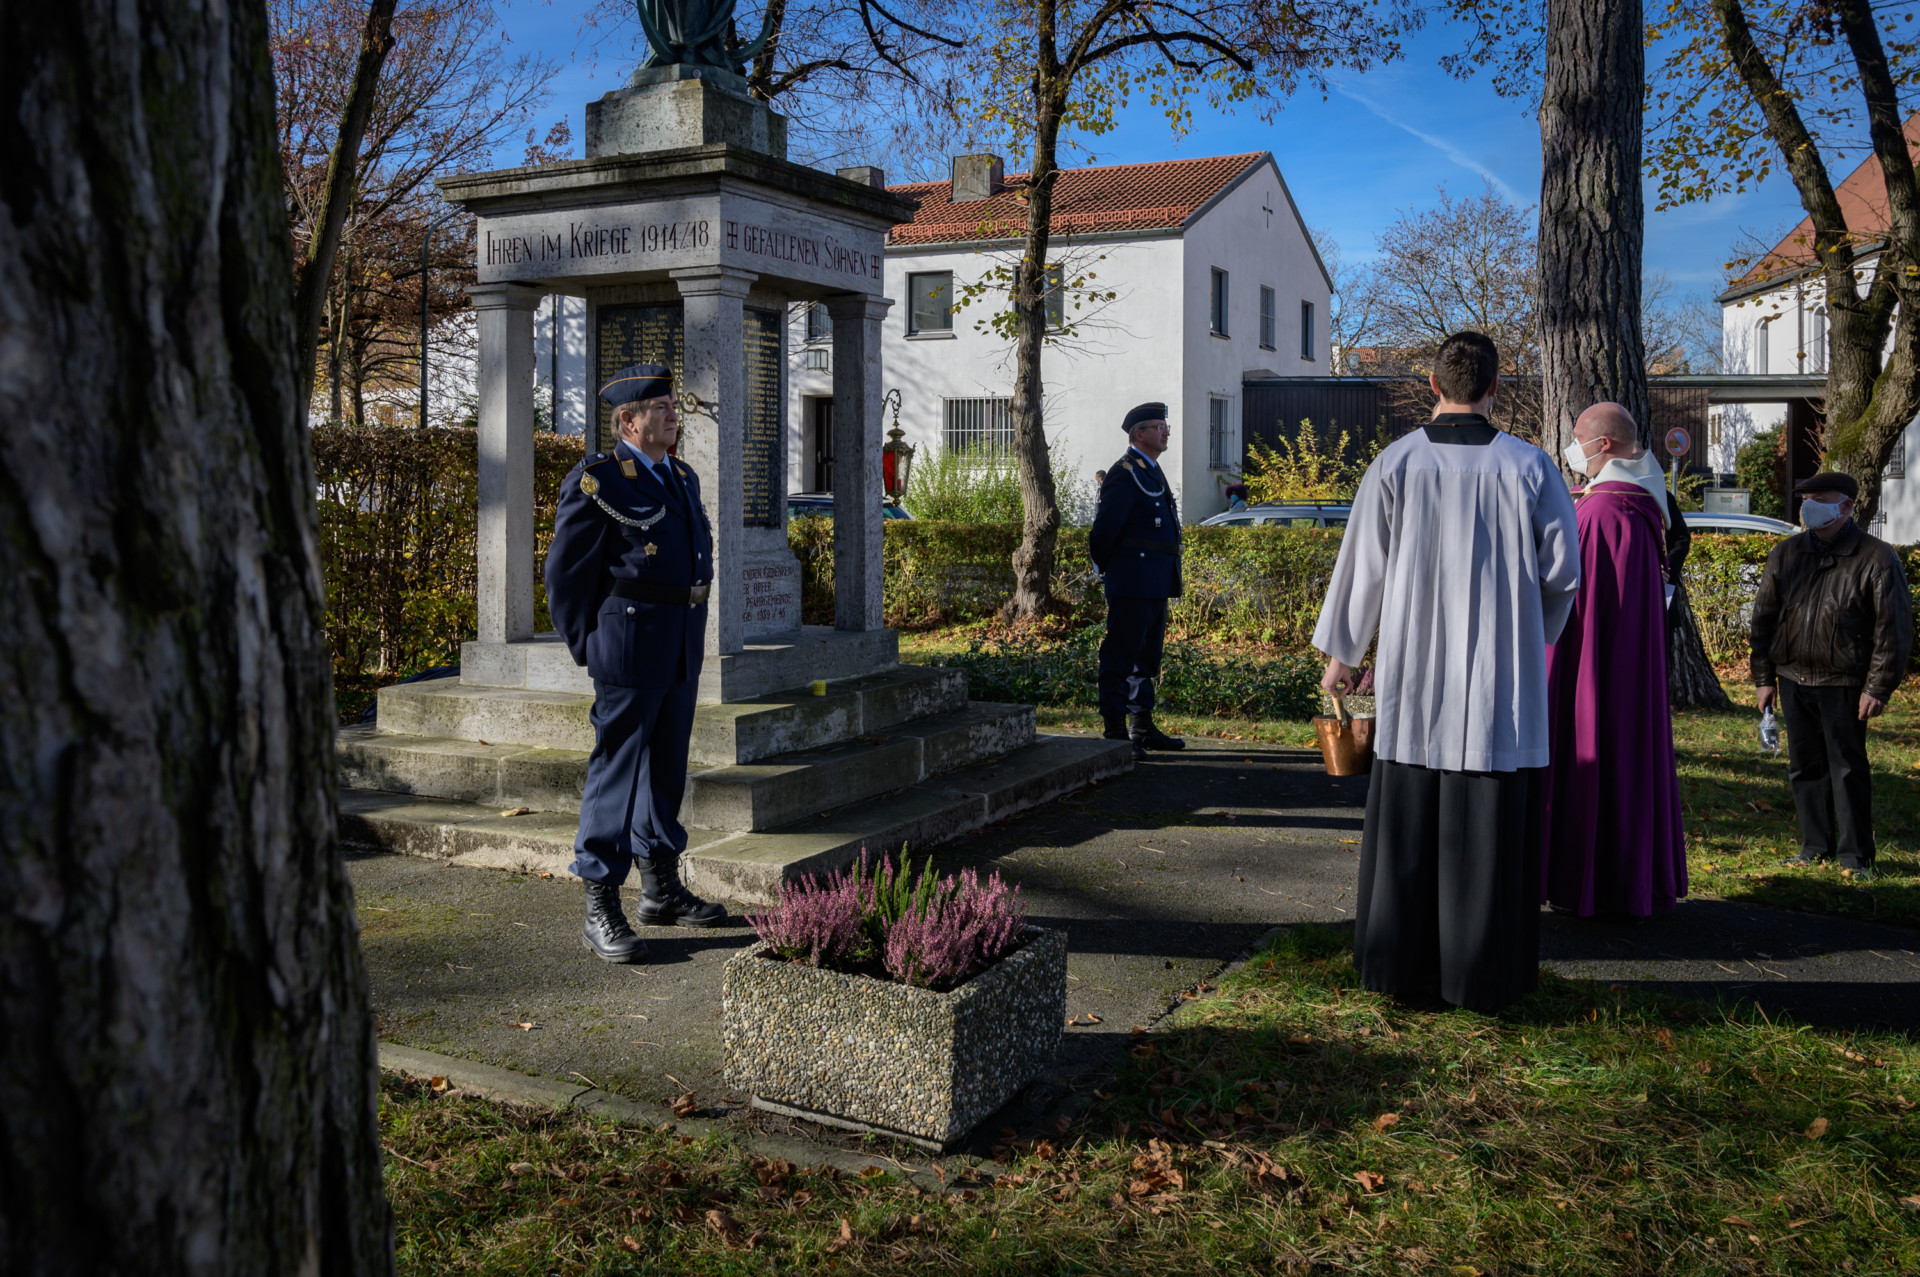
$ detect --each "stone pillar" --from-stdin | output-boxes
[471,283,545,644]
[672,266,759,656]
[824,294,892,631]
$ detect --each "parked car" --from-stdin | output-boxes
[1681,511,1795,537]
[1200,503,1352,528]
[787,492,914,521]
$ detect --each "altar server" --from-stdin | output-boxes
[1313,332,1581,1011]
[1542,402,1687,918]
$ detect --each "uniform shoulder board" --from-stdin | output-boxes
[1119,458,1134,470]
[583,452,615,468]
[676,464,691,479]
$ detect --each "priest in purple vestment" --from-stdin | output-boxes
[1542,402,1687,917]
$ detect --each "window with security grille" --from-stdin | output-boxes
[1888,436,1906,481]
[908,272,953,333]
[1208,396,1232,469]
[944,397,1015,456]
[806,302,833,342]
[1210,269,1228,335]
[1259,287,1276,349]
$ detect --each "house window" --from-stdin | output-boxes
[806,302,833,342]
[1210,268,1228,336]
[1044,264,1065,328]
[1208,397,1233,469]
[804,347,830,372]
[1755,318,1770,374]
[943,397,1014,456]
[1888,436,1906,481]
[1300,300,1316,361]
[1809,307,1828,373]
[1259,287,1276,350]
[908,272,953,334]
[1709,411,1724,447]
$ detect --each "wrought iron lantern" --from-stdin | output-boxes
[881,388,914,501]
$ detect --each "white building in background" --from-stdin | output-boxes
[1716,113,1920,540]
[786,151,1333,521]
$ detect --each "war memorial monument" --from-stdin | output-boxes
[334,9,1132,902]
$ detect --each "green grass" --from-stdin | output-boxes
[383,926,1920,1275]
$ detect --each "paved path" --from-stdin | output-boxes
[353,734,1919,1148]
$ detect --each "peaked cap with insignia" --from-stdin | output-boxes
[1123,402,1168,433]
[600,364,674,407]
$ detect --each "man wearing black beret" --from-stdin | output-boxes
[545,363,728,964]
[1089,402,1185,757]
[1752,470,1912,880]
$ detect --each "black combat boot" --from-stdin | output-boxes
[1130,713,1185,752]
[1102,713,1130,742]
[637,855,729,927]
[582,881,648,964]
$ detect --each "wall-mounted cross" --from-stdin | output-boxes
[1262,197,1274,228]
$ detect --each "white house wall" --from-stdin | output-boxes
[1720,257,1920,542]
[1177,159,1332,516]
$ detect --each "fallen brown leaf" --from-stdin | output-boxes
[507,1161,535,1176]
[500,806,531,817]
[619,1235,642,1253]
[516,1022,536,1032]
[705,1209,741,1240]
[1806,1116,1830,1138]
[858,1164,884,1179]
[1899,1195,1920,1210]
[1354,1170,1387,1193]
[1371,1112,1401,1133]
[427,1076,449,1093]
[670,1092,700,1118]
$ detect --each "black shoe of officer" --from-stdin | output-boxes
[1130,713,1185,752]
[637,855,729,927]
[582,881,648,964]
[1102,713,1130,741]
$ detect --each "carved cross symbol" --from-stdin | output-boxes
[1262,197,1274,228]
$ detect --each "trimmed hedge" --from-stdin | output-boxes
[1685,533,1920,668]
[315,425,582,682]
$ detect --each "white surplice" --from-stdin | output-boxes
[1313,426,1581,773]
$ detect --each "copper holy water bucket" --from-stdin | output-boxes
[1313,687,1374,776]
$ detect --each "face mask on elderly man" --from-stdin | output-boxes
[1801,498,1847,530]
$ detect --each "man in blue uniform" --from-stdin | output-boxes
[545,364,728,963]
[1089,402,1185,758]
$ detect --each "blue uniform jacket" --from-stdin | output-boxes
[1089,451,1183,599]
[544,439,714,688]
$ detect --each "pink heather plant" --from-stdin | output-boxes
[748,852,1027,990]
[882,866,1025,991]
[745,868,863,967]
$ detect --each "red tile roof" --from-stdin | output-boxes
[888,153,1268,245]
[1729,113,1920,291]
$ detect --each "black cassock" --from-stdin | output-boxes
[1351,759,1544,1012]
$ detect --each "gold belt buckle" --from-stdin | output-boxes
[688,583,711,605]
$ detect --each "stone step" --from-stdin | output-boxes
[337,693,1030,826]
[337,733,1134,904]
[682,701,1037,832]
[373,664,967,764]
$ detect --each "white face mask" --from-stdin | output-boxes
[1562,437,1597,476]
[1801,498,1846,530]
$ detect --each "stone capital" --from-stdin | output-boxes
[669,265,760,299]
[468,282,547,312]
[822,293,893,322]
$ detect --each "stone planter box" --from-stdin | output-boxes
[721,926,1067,1150]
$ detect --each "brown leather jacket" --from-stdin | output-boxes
[1751,520,1913,699]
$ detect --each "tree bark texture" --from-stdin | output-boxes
[293,0,398,425]
[0,1,394,1272]
[1538,0,1650,458]
[1715,0,1920,525]
[1666,582,1734,710]
[1007,2,1065,622]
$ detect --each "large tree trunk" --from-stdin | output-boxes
[0,1,394,1272]
[293,0,398,425]
[1539,0,1651,455]
[1006,4,1065,622]
[1542,0,1728,707]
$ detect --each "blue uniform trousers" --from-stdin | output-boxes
[569,680,697,886]
[1099,596,1168,718]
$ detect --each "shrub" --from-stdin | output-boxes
[904,446,1025,522]
[1734,425,1787,518]
[746,852,1026,992]
[946,624,1323,720]
[1243,423,1378,504]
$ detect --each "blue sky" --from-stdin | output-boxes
[491,3,1807,300]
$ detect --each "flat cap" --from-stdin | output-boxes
[1793,470,1859,500]
[1123,402,1168,433]
[599,364,673,407]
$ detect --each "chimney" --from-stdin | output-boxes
[950,154,1004,202]
[836,165,886,189]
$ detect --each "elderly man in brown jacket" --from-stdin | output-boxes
[1753,471,1913,879]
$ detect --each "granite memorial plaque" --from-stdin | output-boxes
[594,302,684,452]
[742,307,782,527]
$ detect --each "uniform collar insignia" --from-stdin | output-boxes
[620,458,638,478]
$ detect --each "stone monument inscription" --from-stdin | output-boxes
[595,303,684,450]
[742,307,781,527]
